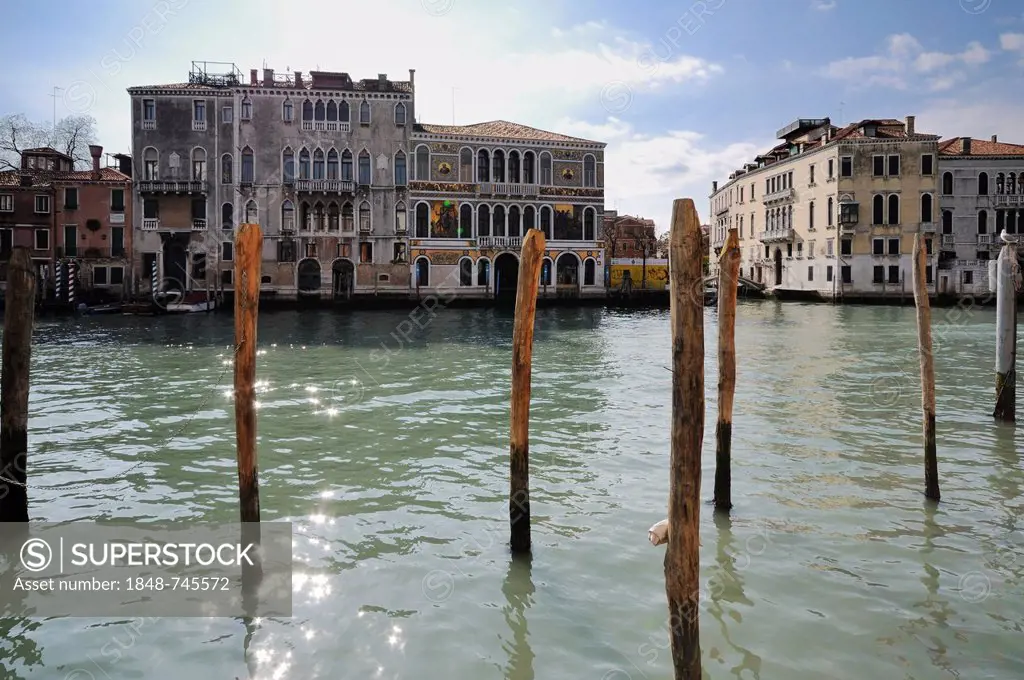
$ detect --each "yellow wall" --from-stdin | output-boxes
[610,264,669,290]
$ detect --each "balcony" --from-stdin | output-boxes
[994,194,1024,207]
[941,234,955,247]
[137,180,208,194]
[142,119,156,130]
[764,187,795,205]
[978,233,992,246]
[300,120,351,133]
[954,259,987,268]
[759,228,794,243]
[296,179,355,194]
[921,222,936,233]
[478,236,522,250]
[192,119,207,132]
[840,223,857,234]
[142,218,160,231]
[192,219,207,231]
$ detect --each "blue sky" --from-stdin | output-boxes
[1,0,1021,231]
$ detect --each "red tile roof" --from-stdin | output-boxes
[128,79,413,94]
[414,120,602,145]
[938,137,1024,156]
[0,168,129,186]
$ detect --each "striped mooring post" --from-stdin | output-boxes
[67,260,77,306]
[151,260,159,295]
[54,261,64,302]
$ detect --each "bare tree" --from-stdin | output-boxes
[638,229,657,290]
[0,113,98,171]
[600,218,620,289]
[655,231,670,259]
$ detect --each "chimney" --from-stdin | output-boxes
[409,69,415,89]
[250,69,258,85]
[963,137,972,155]
[991,134,998,143]
[378,73,387,90]
[263,68,274,86]
[19,174,32,187]
[905,115,915,135]
[294,71,303,87]
[712,180,718,193]
[89,144,103,177]
[826,127,832,142]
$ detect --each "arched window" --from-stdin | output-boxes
[584,258,596,286]
[477,258,490,286]
[827,196,833,226]
[872,195,884,225]
[394,102,407,126]
[221,153,232,184]
[394,151,407,186]
[979,172,989,195]
[358,151,371,185]
[978,210,988,234]
[540,206,552,238]
[942,171,953,195]
[460,204,473,237]
[459,257,473,286]
[300,202,312,231]
[221,202,233,231]
[540,258,552,286]
[415,257,430,287]
[415,202,430,238]
[508,151,521,183]
[314,100,325,121]
[326,100,338,122]
[583,155,596,187]
[358,201,371,232]
[244,200,257,223]
[415,145,430,181]
[478,205,491,237]
[282,200,295,232]
[459,148,474,182]
[240,97,251,120]
[282,148,294,182]
[492,150,505,183]
[339,100,350,122]
[313,149,325,180]
[143,147,159,180]
[491,205,504,238]
[539,152,552,184]
[341,150,353,182]
[282,99,294,122]
[327,149,339,180]
[299,148,311,180]
[341,202,353,232]
[583,207,596,240]
[942,210,952,234]
[523,206,535,232]
[921,193,933,224]
[508,206,521,238]
[395,201,406,234]
[477,150,490,182]
[241,147,254,184]
[996,173,1005,194]
[1009,172,1018,195]
[302,99,313,121]
[523,151,536,184]
[887,194,899,225]
[359,100,370,125]
[328,202,339,231]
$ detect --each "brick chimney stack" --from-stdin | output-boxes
[409,69,415,89]
[250,69,258,85]
[89,144,103,178]
[295,71,303,87]
[905,115,915,135]
[991,134,998,143]
[963,137,972,155]
[263,68,274,86]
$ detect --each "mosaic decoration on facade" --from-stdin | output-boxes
[409,181,476,193]
[553,150,584,161]
[429,143,460,154]
[540,187,604,198]
[429,200,465,238]
[427,250,463,265]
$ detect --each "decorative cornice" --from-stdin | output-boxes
[411,132,604,152]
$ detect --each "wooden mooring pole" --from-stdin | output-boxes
[0,248,36,522]
[666,198,705,679]
[509,228,546,555]
[912,233,940,501]
[234,223,263,523]
[714,228,740,512]
[993,238,1017,422]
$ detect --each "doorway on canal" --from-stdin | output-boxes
[494,252,519,303]
[160,232,190,293]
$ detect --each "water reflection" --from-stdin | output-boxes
[706,512,761,678]
[0,525,42,680]
[499,555,534,680]
[901,501,956,675]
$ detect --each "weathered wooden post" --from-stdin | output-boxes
[666,198,704,678]
[234,223,263,522]
[0,248,36,522]
[714,228,740,512]
[993,235,1017,422]
[912,233,940,501]
[509,228,546,554]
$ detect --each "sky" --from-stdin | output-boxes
[1,0,1022,233]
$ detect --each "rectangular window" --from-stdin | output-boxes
[888,265,900,284]
[796,242,803,256]
[221,242,233,261]
[827,159,835,179]
[888,155,900,176]
[808,241,815,258]
[807,266,814,281]
[873,265,884,283]
[840,156,852,177]
[277,239,296,262]
[840,239,851,256]
[787,243,793,257]
[143,199,158,219]
[145,160,158,180]
[111,226,124,256]
[111,188,125,212]
[193,100,206,122]
[64,225,78,256]
[888,238,900,255]
[34,229,49,250]
[809,165,815,185]
[826,238,834,256]
[221,269,233,285]
[873,156,885,177]
[921,154,934,175]
[64,187,78,209]
[143,99,155,120]
[222,105,233,123]
[358,155,371,185]
[809,201,815,230]
[94,266,108,285]
[35,195,51,213]
[111,266,124,285]
[360,241,373,263]
[841,265,851,283]
[873,238,884,255]
[964,270,974,285]
[826,265,834,282]
[925,238,932,255]
[926,265,933,284]
[0,194,12,212]
[0,228,11,252]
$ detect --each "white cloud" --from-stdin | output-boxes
[812,0,838,10]
[555,117,769,232]
[1000,32,1024,64]
[917,97,1024,143]
[821,33,990,90]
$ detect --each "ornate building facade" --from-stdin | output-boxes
[407,121,606,301]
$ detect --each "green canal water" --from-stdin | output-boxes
[1,303,1022,679]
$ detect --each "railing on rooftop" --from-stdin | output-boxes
[189,61,244,87]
